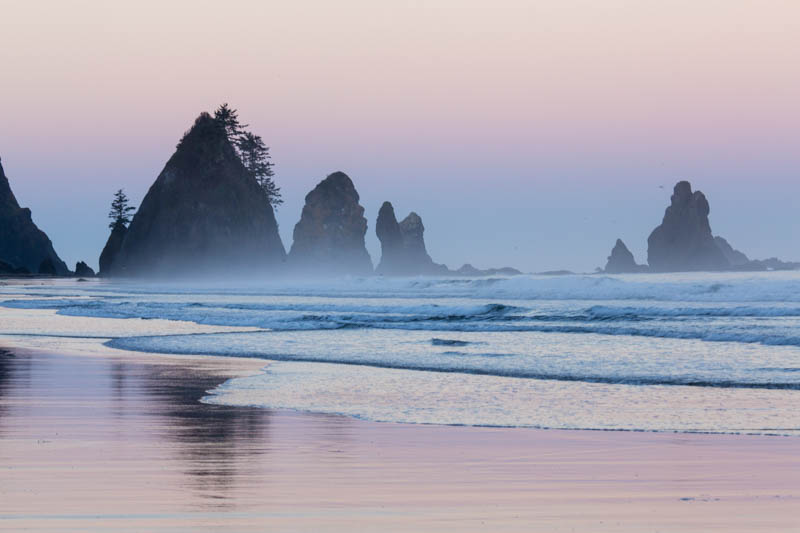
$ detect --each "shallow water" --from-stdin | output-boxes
[2,272,800,434]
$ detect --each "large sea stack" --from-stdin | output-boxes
[647,181,730,272]
[110,113,286,277]
[375,201,447,276]
[604,239,647,273]
[98,223,127,276]
[0,157,69,275]
[288,172,373,276]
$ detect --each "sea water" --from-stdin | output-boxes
[2,271,800,435]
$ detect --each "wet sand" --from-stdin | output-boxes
[1,339,799,532]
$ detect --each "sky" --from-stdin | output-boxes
[1,0,798,272]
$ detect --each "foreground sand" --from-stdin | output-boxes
[1,335,798,532]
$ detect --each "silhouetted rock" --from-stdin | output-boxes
[647,181,730,272]
[375,202,448,276]
[713,236,750,267]
[38,258,57,276]
[455,264,523,276]
[0,260,30,275]
[111,113,286,277]
[75,261,95,277]
[288,172,373,275]
[604,239,647,273]
[0,157,69,275]
[98,224,127,277]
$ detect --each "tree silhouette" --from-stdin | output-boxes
[238,132,283,207]
[214,103,247,141]
[108,189,136,229]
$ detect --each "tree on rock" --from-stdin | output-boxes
[214,103,247,141]
[238,132,282,208]
[108,189,135,229]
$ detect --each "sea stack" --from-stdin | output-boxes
[604,239,646,273]
[647,181,730,272]
[0,157,69,275]
[288,172,373,276]
[375,201,447,276]
[110,113,286,277]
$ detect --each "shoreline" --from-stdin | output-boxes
[2,336,800,531]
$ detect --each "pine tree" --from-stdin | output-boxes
[237,132,283,208]
[214,103,247,141]
[108,189,136,230]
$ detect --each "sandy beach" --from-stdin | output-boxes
[1,332,799,532]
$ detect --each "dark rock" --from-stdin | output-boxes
[375,202,448,276]
[111,113,286,277]
[98,224,127,277]
[713,236,750,267]
[38,258,57,276]
[0,157,69,275]
[288,172,373,276]
[604,239,647,273]
[455,264,523,277]
[647,181,730,272]
[0,260,30,275]
[75,261,95,277]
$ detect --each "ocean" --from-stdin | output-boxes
[2,271,800,435]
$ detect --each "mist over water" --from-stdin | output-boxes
[3,271,800,434]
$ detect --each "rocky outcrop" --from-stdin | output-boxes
[647,181,730,272]
[604,239,647,273]
[111,113,286,277]
[75,261,95,277]
[375,202,448,276]
[0,157,69,275]
[98,224,127,276]
[713,236,750,267]
[288,172,373,275]
[455,264,523,276]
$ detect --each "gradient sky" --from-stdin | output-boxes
[1,0,798,272]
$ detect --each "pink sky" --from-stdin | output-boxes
[1,0,799,271]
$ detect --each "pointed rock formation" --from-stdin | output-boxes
[75,261,95,277]
[0,157,69,275]
[604,239,647,273]
[647,181,730,272]
[111,113,286,277]
[98,224,127,277]
[288,172,372,275]
[375,202,448,276]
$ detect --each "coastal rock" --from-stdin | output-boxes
[98,224,127,276]
[75,261,96,277]
[0,157,69,275]
[647,181,730,272]
[375,202,448,276]
[604,239,647,273]
[713,236,750,267]
[38,258,57,276]
[455,264,523,277]
[0,260,30,275]
[111,113,286,277]
[288,172,373,275]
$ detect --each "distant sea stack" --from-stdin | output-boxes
[288,172,373,276]
[647,181,730,272]
[375,202,447,276]
[110,113,286,277]
[0,157,69,275]
[604,239,647,273]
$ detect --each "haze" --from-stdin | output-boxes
[1,0,798,272]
